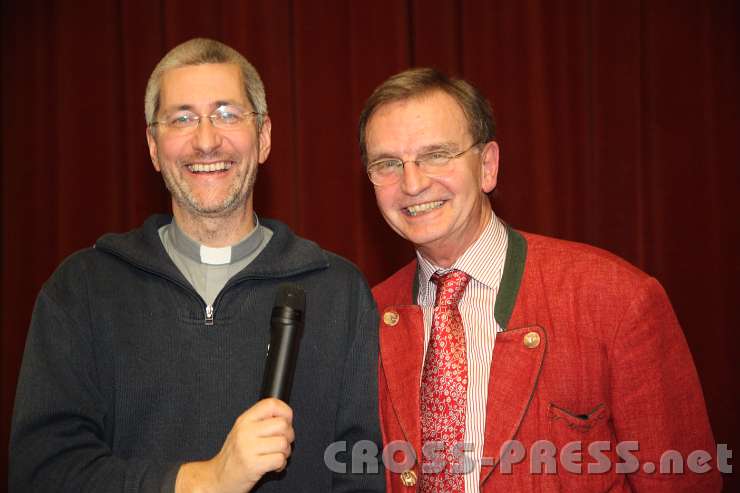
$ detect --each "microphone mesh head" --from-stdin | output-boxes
[275,283,305,311]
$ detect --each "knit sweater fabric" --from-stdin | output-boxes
[10,214,383,492]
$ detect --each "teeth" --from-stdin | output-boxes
[406,201,444,216]
[187,161,232,173]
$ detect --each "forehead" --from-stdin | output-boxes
[365,90,470,154]
[159,63,246,110]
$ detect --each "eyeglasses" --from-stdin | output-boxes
[366,141,481,186]
[150,105,262,134]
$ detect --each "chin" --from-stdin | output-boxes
[404,230,444,249]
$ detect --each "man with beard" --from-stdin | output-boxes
[10,38,382,493]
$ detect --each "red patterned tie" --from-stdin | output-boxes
[420,269,471,492]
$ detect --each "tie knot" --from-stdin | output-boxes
[431,269,470,307]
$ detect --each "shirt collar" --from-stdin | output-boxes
[166,214,266,265]
[416,211,508,302]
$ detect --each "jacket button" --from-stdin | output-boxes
[523,331,540,348]
[400,469,417,487]
[383,310,400,326]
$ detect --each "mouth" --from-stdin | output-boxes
[185,161,233,174]
[404,200,445,217]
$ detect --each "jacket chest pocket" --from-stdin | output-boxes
[546,402,623,492]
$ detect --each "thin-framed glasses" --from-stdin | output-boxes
[149,105,262,135]
[367,141,481,186]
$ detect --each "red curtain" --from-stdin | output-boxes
[2,0,738,488]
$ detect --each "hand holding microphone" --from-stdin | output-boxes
[177,284,305,493]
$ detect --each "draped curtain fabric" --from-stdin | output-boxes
[2,0,738,488]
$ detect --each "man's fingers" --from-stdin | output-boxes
[255,435,293,458]
[257,451,291,473]
[238,398,293,423]
[250,416,294,439]
[248,437,292,474]
[208,398,295,489]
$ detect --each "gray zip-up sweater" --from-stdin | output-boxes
[10,215,383,493]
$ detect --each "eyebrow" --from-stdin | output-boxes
[417,142,459,153]
[162,100,248,114]
[368,142,460,162]
[213,100,246,109]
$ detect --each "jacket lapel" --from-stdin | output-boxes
[479,228,547,485]
[479,325,546,485]
[379,305,425,460]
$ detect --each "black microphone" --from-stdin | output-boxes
[260,283,305,402]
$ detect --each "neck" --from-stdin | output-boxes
[171,202,255,247]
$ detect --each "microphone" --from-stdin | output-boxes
[260,283,305,402]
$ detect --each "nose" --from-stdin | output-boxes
[399,161,431,196]
[191,118,223,153]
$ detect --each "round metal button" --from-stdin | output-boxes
[400,469,417,487]
[523,331,541,349]
[383,310,400,326]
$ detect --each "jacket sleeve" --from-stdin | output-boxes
[609,277,722,492]
[9,288,179,493]
[330,289,385,492]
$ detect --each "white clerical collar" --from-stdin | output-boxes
[167,216,265,265]
[198,244,232,265]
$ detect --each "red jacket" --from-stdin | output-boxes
[373,229,721,492]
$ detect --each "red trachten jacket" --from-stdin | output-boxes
[373,228,721,492]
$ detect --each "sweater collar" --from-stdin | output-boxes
[94,214,329,285]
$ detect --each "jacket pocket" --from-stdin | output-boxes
[546,402,622,492]
[548,402,608,434]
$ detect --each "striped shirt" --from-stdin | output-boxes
[416,211,508,492]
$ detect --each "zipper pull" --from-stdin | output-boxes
[205,304,214,326]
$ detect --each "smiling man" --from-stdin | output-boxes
[360,68,721,492]
[10,39,383,493]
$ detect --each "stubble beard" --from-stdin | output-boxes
[160,157,258,219]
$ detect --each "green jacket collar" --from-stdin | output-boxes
[411,226,527,330]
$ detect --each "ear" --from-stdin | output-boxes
[257,115,272,164]
[480,140,499,193]
[146,127,161,172]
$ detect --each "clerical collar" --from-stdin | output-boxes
[166,216,266,265]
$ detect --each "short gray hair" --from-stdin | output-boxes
[358,68,495,166]
[144,38,267,130]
